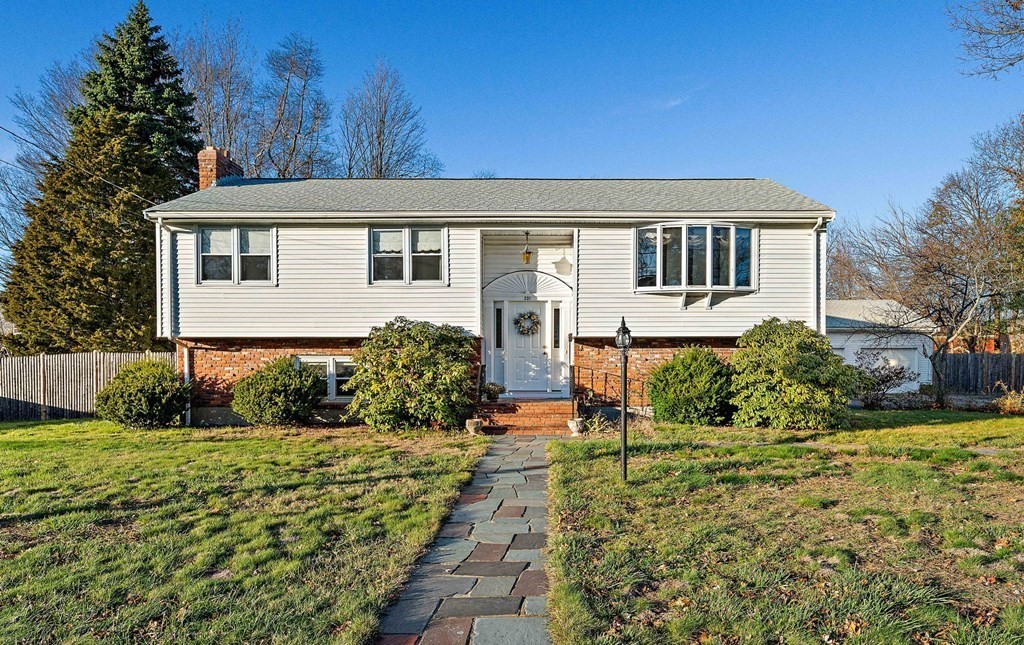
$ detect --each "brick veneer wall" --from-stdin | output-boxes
[178,338,365,406]
[572,337,738,405]
[178,337,483,408]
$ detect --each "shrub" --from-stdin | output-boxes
[648,346,733,425]
[95,359,191,428]
[994,382,1024,415]
[231,357,324,425]
[730,318,862,430]
[855,349,919,410]
[347,317,476,431]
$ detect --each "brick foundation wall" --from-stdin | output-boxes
[179,337,483,408]
[178,338,365,406]
[572,337,738,405]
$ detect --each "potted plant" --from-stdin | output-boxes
[481,382,506,402]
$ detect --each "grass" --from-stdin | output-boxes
[548,410,1024,643]
[0,419,488,643]
[655,409,1024,449]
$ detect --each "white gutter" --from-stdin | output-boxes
[143,209,838,224]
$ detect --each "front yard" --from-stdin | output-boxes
[548,410,1024,643]
[0,420,487,642]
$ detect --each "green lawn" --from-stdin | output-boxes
[548,410,1024,643]
[655,409,1024,449]
[0,420,487,643]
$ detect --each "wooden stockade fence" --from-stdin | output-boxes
[942,353,1024,395]
[0,351,175,422]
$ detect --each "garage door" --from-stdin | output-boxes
[872,349,920,392]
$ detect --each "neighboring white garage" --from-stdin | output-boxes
[826,299,933,393]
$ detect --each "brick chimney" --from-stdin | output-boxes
[198,147,243,190]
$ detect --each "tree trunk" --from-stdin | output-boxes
[931,351,947,408]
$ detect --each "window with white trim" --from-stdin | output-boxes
[296,356,356,401]
[198,226,275,284]
[370,227,445,284]
[636,223,755,291]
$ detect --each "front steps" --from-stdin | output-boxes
[475,397,574,435]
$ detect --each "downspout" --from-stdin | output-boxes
[811,217,825,332]
[157,216,191,426]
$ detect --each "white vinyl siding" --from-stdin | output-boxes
[576,224,816,337]
[160,220,826,341]
[157,225,174,338]
[172,225,478,337]
[481,235,574,287]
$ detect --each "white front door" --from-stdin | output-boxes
[505,301,550,391]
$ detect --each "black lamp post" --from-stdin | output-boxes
[615,317,633,481]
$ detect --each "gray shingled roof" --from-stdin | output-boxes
[826,299,934,333]
[146,178,832,215]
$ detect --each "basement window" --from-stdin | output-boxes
[296,356,356,402]
[636,223,756,292]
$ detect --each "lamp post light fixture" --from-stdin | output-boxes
[521,231,533,265]
[614,316,633,481]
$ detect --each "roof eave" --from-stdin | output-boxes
[144,208,837,222]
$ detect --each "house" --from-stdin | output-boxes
[826,299,934,392]
[145,147,834,429]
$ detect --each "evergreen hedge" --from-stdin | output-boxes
[231,357,324,426]
[95,359,191,428]
[346,317,476,432]
[730,318,861,430]
[648,347,734,425]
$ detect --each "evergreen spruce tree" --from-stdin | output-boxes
[70,1,201,189]
[2,1,201,353]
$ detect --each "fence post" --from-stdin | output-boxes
[92,350,99,415]
[38,353,47,421]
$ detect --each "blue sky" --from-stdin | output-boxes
[1,1,1022,226]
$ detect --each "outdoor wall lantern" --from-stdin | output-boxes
[615,316,632,481]
[521,231,533,265]
[552,250,573,276]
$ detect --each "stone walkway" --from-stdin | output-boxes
[377,436,552,645]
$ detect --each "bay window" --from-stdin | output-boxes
[636,223,755,291]
[198,226,275,284]
[370,227,446,284]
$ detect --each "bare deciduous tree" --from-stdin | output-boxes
[950,1,1024,76]
[340,59,443,178]
[848,164,1021,404]
[825,223,869,300]
[0,58,88,262]
[252,33,336,178]
[175,17,257,174]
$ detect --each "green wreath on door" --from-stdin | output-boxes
[513,311,541,335]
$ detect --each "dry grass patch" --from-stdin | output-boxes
[548,418,1024,643]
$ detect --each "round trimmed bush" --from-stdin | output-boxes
[648,346,734,425]
[231,357,324,425]
[347,317,476,432]
[730,318,861,430]
[95,359,192,428]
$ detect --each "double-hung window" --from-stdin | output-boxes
[370,227,445,284]
[198,226,275,284]
[636,223,755,291]
[297,356,356,401]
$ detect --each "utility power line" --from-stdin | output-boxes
[0,123,158,206]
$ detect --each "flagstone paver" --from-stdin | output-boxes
[377,436,552,644]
